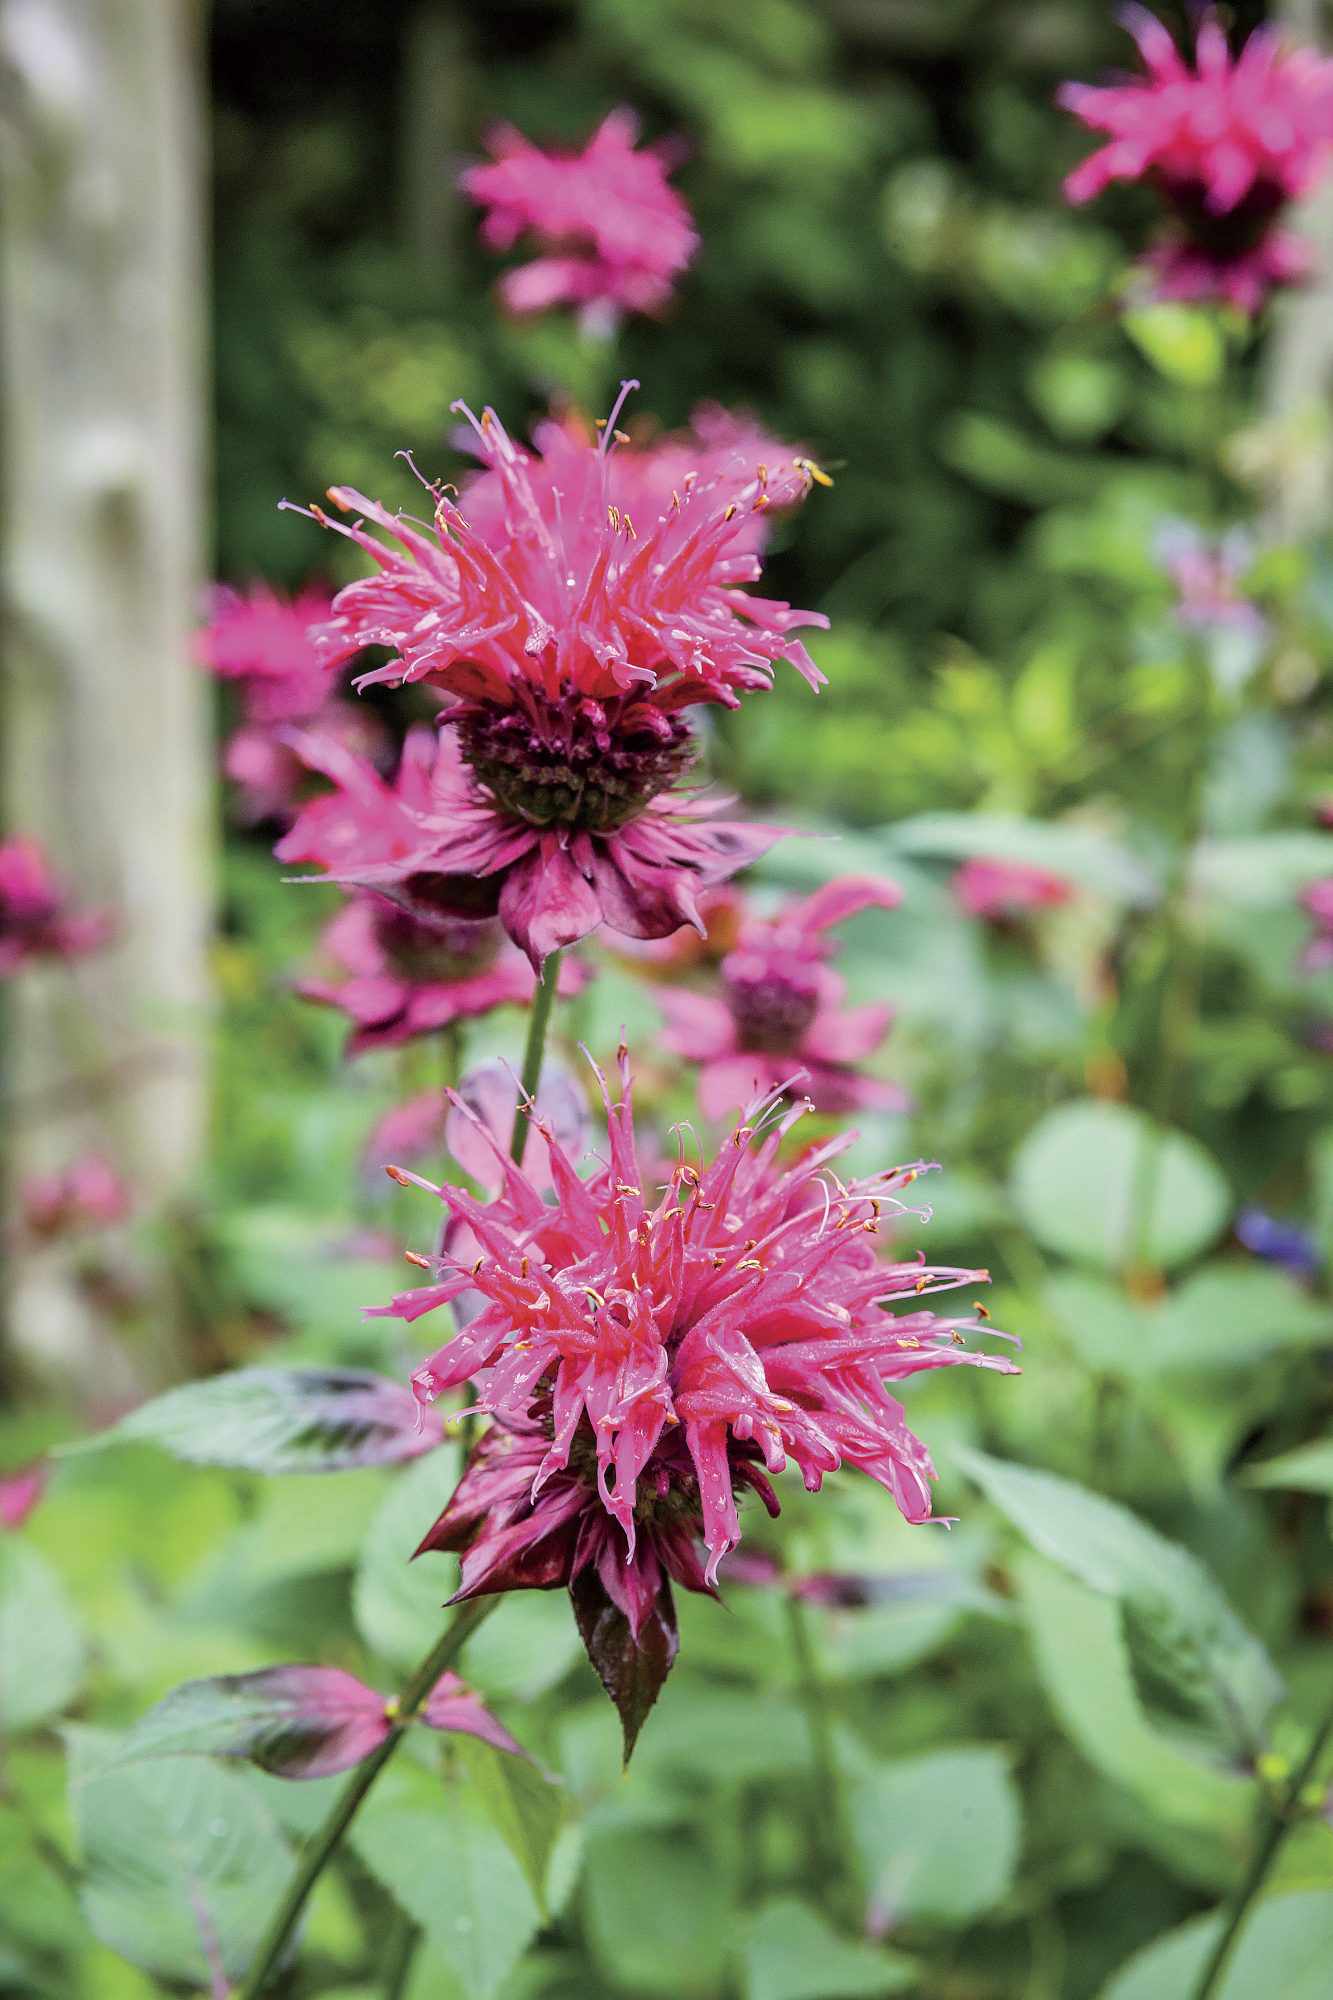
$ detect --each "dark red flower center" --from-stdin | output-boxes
[724,960,821,1051]
[373,906,500,982]
[454,696,695,833]
[1157,174,1288,263]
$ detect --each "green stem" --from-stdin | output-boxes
[1191,1698,1333,2000]
[508,950,562,1168]
[233,1597,498,1999]
[382,1906,420,2000]
[784,1594,854,1921]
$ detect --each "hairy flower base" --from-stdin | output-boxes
[378,1055,1016,1745]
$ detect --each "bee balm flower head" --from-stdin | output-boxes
[461,109,698,330]
[378,1054,1016,1749]
[281,389,829,969]
[1060,7,1333,312]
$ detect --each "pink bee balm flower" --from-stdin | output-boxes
[0,838,112,977]
[379,1056,1014,1742]
[198,583,390,825]
[296,897,584,1057]
[656,876,906,1118]
[21,1154,132,1240]
[1060,7,1333,312]
[1300,878,1333,973]
[280,391,827,966]
[952,857,1073,925]
[461,109,698,329]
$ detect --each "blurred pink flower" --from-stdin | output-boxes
[198,583,389,824]
[0,1461,47,1531]
[1300,877,1333,973]
[365,1060,589,1191]
[461,109,698,328]
[952,857,1073,924]
[1155,522,1266,639]
[1060,7,1333,311]
[381,1053,1015,1602]
[296,899,585,1056]
[21,1154,131,1240]
[656,876,905,1117]
[0,838,112,977]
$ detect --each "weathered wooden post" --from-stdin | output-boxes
[0,0,213,1386]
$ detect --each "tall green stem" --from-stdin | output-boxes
[508,950,562,1168]
[234,1597,497,1999]
[1191,1698,1333,2000]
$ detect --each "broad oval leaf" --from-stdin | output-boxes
[70,1367,443,1474]
[846,1744,1020,1927]
[957,1447,1282,1757]
[741,1897,918,2000]
[66,1725,293,1987]
[1244,1440,1333,1495]
[583,1824,735,1997]
[1100,1889,1333,2000]
[0,1537,86,1733]
[1012,1100,1229,1272]
[886,811,1158,904]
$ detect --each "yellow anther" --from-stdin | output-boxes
[794,456,833,487]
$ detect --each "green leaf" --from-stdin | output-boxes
[740,1896,917,1999]
[0,1539,86,1733]
[353,1448,463,1669]
[1100,1890,1333,1999]
[1016,1556,1249,1843]
[69,1367,445,1474]
[1192,833,1333,907]
[350,1753,540,2000]
[1244,1441,1333,1494]
[957,1447,1282,1755]
[1122,305,1225,387]
[846,1745,1020,1926]
[1011,1100,1230,1272]
[447,1735,565,1918]
[1149,1266,1331,1372]
[66,1725,293,1987]
[582,1825,735,1996]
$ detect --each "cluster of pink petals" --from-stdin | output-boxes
[461,110,698,327]
[1060,7,1333,311]
[1155,521,1266,638]
[296,899,584,1057]
[381,1053,1016,1607]
[952,857,1073,924]
[277,720,780,975]
[0,838,112,977]
[198,583,387,824]
[1300,878,1333,973]
[290,388,826,711]
[20,1154,132,1240]
[656,876,906,1118]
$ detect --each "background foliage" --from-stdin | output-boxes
[3,2,1331,1997]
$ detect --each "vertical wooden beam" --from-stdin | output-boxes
[0,0,212,1383]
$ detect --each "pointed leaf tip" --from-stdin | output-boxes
[570,1569,678,1763]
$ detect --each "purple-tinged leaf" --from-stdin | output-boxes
[119,1664,526,1782]
[571,1567,678,1764]
[67,1366,442,1474]
[423,1671,527,1759]
[120,1666,391,1779]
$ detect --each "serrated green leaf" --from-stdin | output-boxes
[69,1367,443,1475]
[353,1447,463,1670]
[583,1824,735,1996]
[1100,1889,1333,1999]
[448,1735,564,1916]
[1016,1555,1250,1843]
[65,1726,293,1986]
[350,1754,540,2000]
[0,1539,86,1733]
[1244,1440,1333,1494]
[957,1447,1281,1755]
